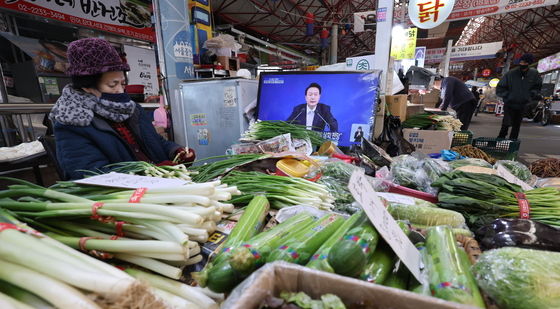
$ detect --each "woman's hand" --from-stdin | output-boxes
[173,148,195,164]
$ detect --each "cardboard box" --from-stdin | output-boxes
[403,129,453,155]
[385,95,408,121]
[217,56,229,69]
[222,262,477,309]
[411,89,441,108]
[407,103,425,119]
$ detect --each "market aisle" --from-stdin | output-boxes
[469,113,560,164]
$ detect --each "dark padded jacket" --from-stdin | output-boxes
[54,104,181,180]
[496,67,543,110]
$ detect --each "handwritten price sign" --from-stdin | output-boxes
[348,170,423,281]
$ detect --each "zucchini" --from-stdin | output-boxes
[387,203,465,228]
[266,214,343,265]
[229,212,314,275]
[195,258,242,293]
[306,211,362,272]
[212,195,269,265]
[384,260,410,290]
[193,212,311,292]
[327,212,379,277]
[359,241,395,284]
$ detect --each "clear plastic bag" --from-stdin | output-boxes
[473,247,560,309]
[494,160,532,182]
[449,158,493,169]
[389,155,450,195]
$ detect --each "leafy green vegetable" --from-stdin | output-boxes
[495,160,532,182]
[449,158,493,169]
[242,120,326,147]
[473,247,560,309]
[434,170,560,228]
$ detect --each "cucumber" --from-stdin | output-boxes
[327,212,379,278]
[229,213,315,275]
[212,195,269,265]
[306,212,363,272]
[359,241,395,284]
[267,214,343,265]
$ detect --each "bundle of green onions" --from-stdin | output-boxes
[242,120,326,146]
[433,170,560,228]
[0,209,220,309]
[402,113,462,131]
[86,161,194,181]
[222,171,334,210]
[0,178,240,280]
[190,154,269,182]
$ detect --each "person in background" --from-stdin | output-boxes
[471,86,480,103]
[49,38,195,180]
[496,53,543,140]
[432,75,477,130]
[354,126,364,143]
[286,82,338,132]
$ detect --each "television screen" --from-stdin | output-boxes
[256,71,380,147]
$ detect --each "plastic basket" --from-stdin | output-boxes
[472,137,521,160]
[451,130,473,148]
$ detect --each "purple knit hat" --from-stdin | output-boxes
[66,38,130,76]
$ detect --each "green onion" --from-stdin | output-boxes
[242,120,326,146]
[189,154,269,182]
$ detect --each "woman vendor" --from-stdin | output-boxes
[49,38,194,180]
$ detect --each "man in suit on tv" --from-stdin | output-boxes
[286,83,338,132]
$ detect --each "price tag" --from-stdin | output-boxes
[75,172,188,189]
[348,170,423,282]
[496,165,533,191]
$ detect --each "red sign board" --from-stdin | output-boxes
[0,0,155,42]
[482,69,492,77]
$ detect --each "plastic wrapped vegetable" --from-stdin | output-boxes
[327,212,379,277]
[317,161,361,214]
[476,218,560,252]
[473,247,560,309]
[266,214,343,265]
[306,212,363,272]
[449,158,493,169]
[424,226,485,308]
[494,160,532,182]
[386,203,466,228]
[390,155,423,189]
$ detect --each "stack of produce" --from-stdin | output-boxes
[402,113,462,131]
[476,218,560,251]
[316,160,362,213]
[473,247,560,309]
[223,171,334,210]
[88,161,195,181]
[0,178,239,280]
[423,226,485,308]
[241,120,326,147]
[390,155,451,194]
[530,158,560,178]
[451,145,496,164]
[189,154,269,182]
[0,210,219,309]
[379,193,466,228]
[433,170,560,228]
[494,160,532,182]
